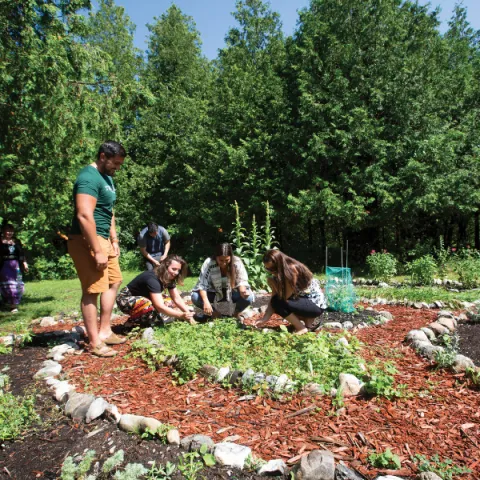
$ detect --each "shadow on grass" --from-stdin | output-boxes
[22,296,55,304]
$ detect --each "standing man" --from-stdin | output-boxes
[137,222,171,270]
[68,141,127,357]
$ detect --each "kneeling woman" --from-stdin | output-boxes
[192,243,254,319]
[117,255,194,325]
[256,249,326,335]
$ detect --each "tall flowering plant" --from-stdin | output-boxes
[366,250,397,282]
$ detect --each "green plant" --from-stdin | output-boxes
[452,250,480,288]
[366,251,397,282]
[145,461,176,480]
[433,236,450,279]
[434,333,459,369]
[119,249,143,271]
[131,319,366,394]
[231,200,278,290]
[412,454,472,479]
[113,463,148,480]
[31,255,77,281]
[61,450,96,480]
[466,367,480,388]
[364,363,408,399]
[0,385,39,441]
[177,452,204,480]
[102,450,125,474]
[244,454,266,471]
[368,448,401,470]
[140,424,174,443]
[406,254,437,285]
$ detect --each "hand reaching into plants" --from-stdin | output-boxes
[203,301,213,315]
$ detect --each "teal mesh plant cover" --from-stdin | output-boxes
[325,266,356,313]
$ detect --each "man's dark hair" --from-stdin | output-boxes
[147,222,158,235]
[97,140,127,160]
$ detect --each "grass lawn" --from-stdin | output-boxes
[0,272,197,337]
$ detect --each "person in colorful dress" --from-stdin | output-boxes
[0,224,28,313]
[191,243,254,320]
[117,254,194,325]
[255,249,326,335]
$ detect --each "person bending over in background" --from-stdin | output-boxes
[191,243,254,321]
[117,254,194,325]
[255,249,326,335]
[0,223,28,313]
[137,222,171,270]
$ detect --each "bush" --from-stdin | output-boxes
[406,254,437,285]
[119,249,143,271]
[452,250,480,289]
[365,251,397,282]
[31,255,77,280]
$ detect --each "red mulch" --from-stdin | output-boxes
[40,306,480,479]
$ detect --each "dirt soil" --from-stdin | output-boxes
[1,304,479,479]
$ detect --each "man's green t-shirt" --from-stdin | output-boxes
[71,165,116,239]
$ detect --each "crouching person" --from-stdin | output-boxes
[117,254,194,325]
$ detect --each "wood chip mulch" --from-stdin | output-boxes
[46,306,480,479]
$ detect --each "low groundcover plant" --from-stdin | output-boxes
[131,319,400,396]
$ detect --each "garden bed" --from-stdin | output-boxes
[49,305,480,479]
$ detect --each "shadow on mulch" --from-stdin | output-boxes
[0,347,273,480]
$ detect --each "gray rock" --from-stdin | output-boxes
[0,335,14,346]
[420,328,436,341]
[453,354,475,372]
[254,372,266,384]
[199,364,219,379]
[375,477,404,480]
[142,327,155,343]
[378,311,393,321]
[167,429,180,445]
[181,434,214,452]
[415,343,444,361]
[428,322,450,336]
[438,310,453,318]
[342,321,354,330]
[216,366,230,382]
[336,338,349,348]
[64,392,96,421]
[47,343,78,359]
[241,369,255,385]
[53,381,75,402]
[437,317,456,332]
[338,373,363,396]
[34,362,62,379]
[258,459,287,476]
[433,301,444,308]
[418,473,443,480]
[85,397,109,423]
[335,463,366,480]
[405,330,430,344]
[119,414,161,434]
[297,450,335,480]
[413,302,424,309]
[323,322,343,329]
[214,442,252,469]
[40,316,57,327]
[239,308,254,320]
[273,374,289,392]
[104,403,122,424]
[303,383,324,396]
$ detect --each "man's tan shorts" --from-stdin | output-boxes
[68,235,123,294]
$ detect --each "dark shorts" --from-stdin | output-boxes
[271,294,324,319]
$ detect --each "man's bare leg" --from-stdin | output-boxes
[98,281,122,340]
[81,293,101,347]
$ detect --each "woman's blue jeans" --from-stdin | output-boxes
[191,289,253,314]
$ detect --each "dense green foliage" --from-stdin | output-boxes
[1,0,480,272]
[132,318,366,392]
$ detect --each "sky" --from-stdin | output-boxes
[98,0,480,59]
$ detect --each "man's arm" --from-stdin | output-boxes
[160,240,171,261]
[140,246,160,267]
[76,193,107,271]
[110,213,120,257]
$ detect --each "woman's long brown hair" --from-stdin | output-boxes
[154,254,188,286]
[263,249,313,300]
[211,243,237,288]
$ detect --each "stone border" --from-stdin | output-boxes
[404,310,480,380]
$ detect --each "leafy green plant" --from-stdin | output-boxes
[61,450,96,480]
[364,363,408,399]
[140,423,175,443]
[412,454,472,479]
[368,448,401,470]
[244,454,266,471]
[406,254,437,285]
[231,200,277,290]
[145,461,176,480]
[0,385,39,441]
[177,452,204,480]
[131,319,366,394]
[31,255,77,280]
[113,463,148,480]
[102,450,125,474]
[366,251,397,282]
[434,333,459,369]
[433,236,450,279]
[452,250,480,289]
[119,249,143,271]
[466,367,480,388]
